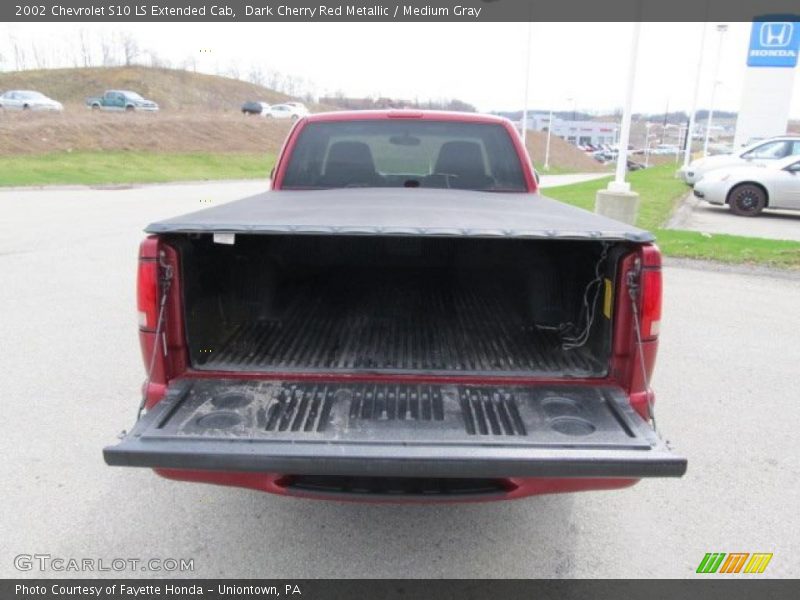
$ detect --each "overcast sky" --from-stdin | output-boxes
[1,21,799,117]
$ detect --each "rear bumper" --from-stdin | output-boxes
[113,437,681,479]
[156,468,639,502]
[105,378,686,484]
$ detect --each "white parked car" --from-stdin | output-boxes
[651,144,680,155]
[0,90,63,111]
[265,103,309,120]
[693,155,800,216]
[678,136,800,185]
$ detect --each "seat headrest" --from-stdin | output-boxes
[434,141,486,177]
[326,141,377,173]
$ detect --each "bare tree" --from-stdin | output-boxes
[9,34,27,70]
[30,40,49,69]
[304,80,319,103]
[215,60,238,79]
[267,70,283,92]
[119,31,140,66]
[284,75,299,97]
[100,33,115,66]
[78,29,93,67]
[178,54,197,72]
[248,64,265,86]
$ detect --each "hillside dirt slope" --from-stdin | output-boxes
[2,110,612,174]
[525,130,609,173]
[1,67,608,173]
[0,66,299,111]
[0,110,293,155]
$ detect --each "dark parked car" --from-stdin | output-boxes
[241,101,269,116]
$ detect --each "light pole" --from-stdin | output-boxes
[595,18,642,226]
[703,24,728,157]
[544,97,571,170]
[684,24,708,166]
[594,19,642,225]
[610,21,641,192]
[644,124,654,168]
[665,123,684,163]
[684,9,710,168]
[544,107,554,170]
[520,21,533,146]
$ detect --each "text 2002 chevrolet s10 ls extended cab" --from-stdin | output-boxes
[104,110,686,501]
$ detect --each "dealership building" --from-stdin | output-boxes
[528,114,619,147]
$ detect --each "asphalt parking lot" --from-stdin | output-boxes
[671,193,800,242]
[1,180,799,579]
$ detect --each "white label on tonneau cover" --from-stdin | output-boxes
[213,233,236,245]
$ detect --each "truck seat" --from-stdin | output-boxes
[321,141,381,187]
[433,141,493,190]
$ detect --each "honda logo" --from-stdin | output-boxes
[760,22,793,48]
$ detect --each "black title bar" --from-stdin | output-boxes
[3,579,800,600]
[5,0,800,22]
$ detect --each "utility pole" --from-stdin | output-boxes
[703,24,728,157]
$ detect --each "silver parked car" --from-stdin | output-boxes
[693,155,800,216]
[265,103,309,120]
[678,136,800,185]
[0,90,63,111]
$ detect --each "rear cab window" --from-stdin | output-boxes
[281,119,528,191]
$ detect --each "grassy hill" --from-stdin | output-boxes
[0,65,609,184]
[0,66,295,110]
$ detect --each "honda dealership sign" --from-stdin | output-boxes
[747,20,799,67]
[734,16,799,148]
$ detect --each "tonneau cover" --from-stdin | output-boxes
[145,188,654,242]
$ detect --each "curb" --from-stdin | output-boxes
[0,178,269,193]
[664,191,697,230]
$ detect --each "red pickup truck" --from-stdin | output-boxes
[105,110,686,501]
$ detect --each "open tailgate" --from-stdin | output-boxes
[104,378,686,479]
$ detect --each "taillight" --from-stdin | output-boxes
[137,260,158,330]
[137,238,160,331]
[640,245,662,340]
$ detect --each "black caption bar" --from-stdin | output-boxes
[4,0,800,22]
[3,580,800,600]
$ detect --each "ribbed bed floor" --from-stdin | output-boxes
[197,276,604,376]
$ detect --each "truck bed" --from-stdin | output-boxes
[201,274,602,375]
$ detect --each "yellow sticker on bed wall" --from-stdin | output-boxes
[603,278,613,319]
